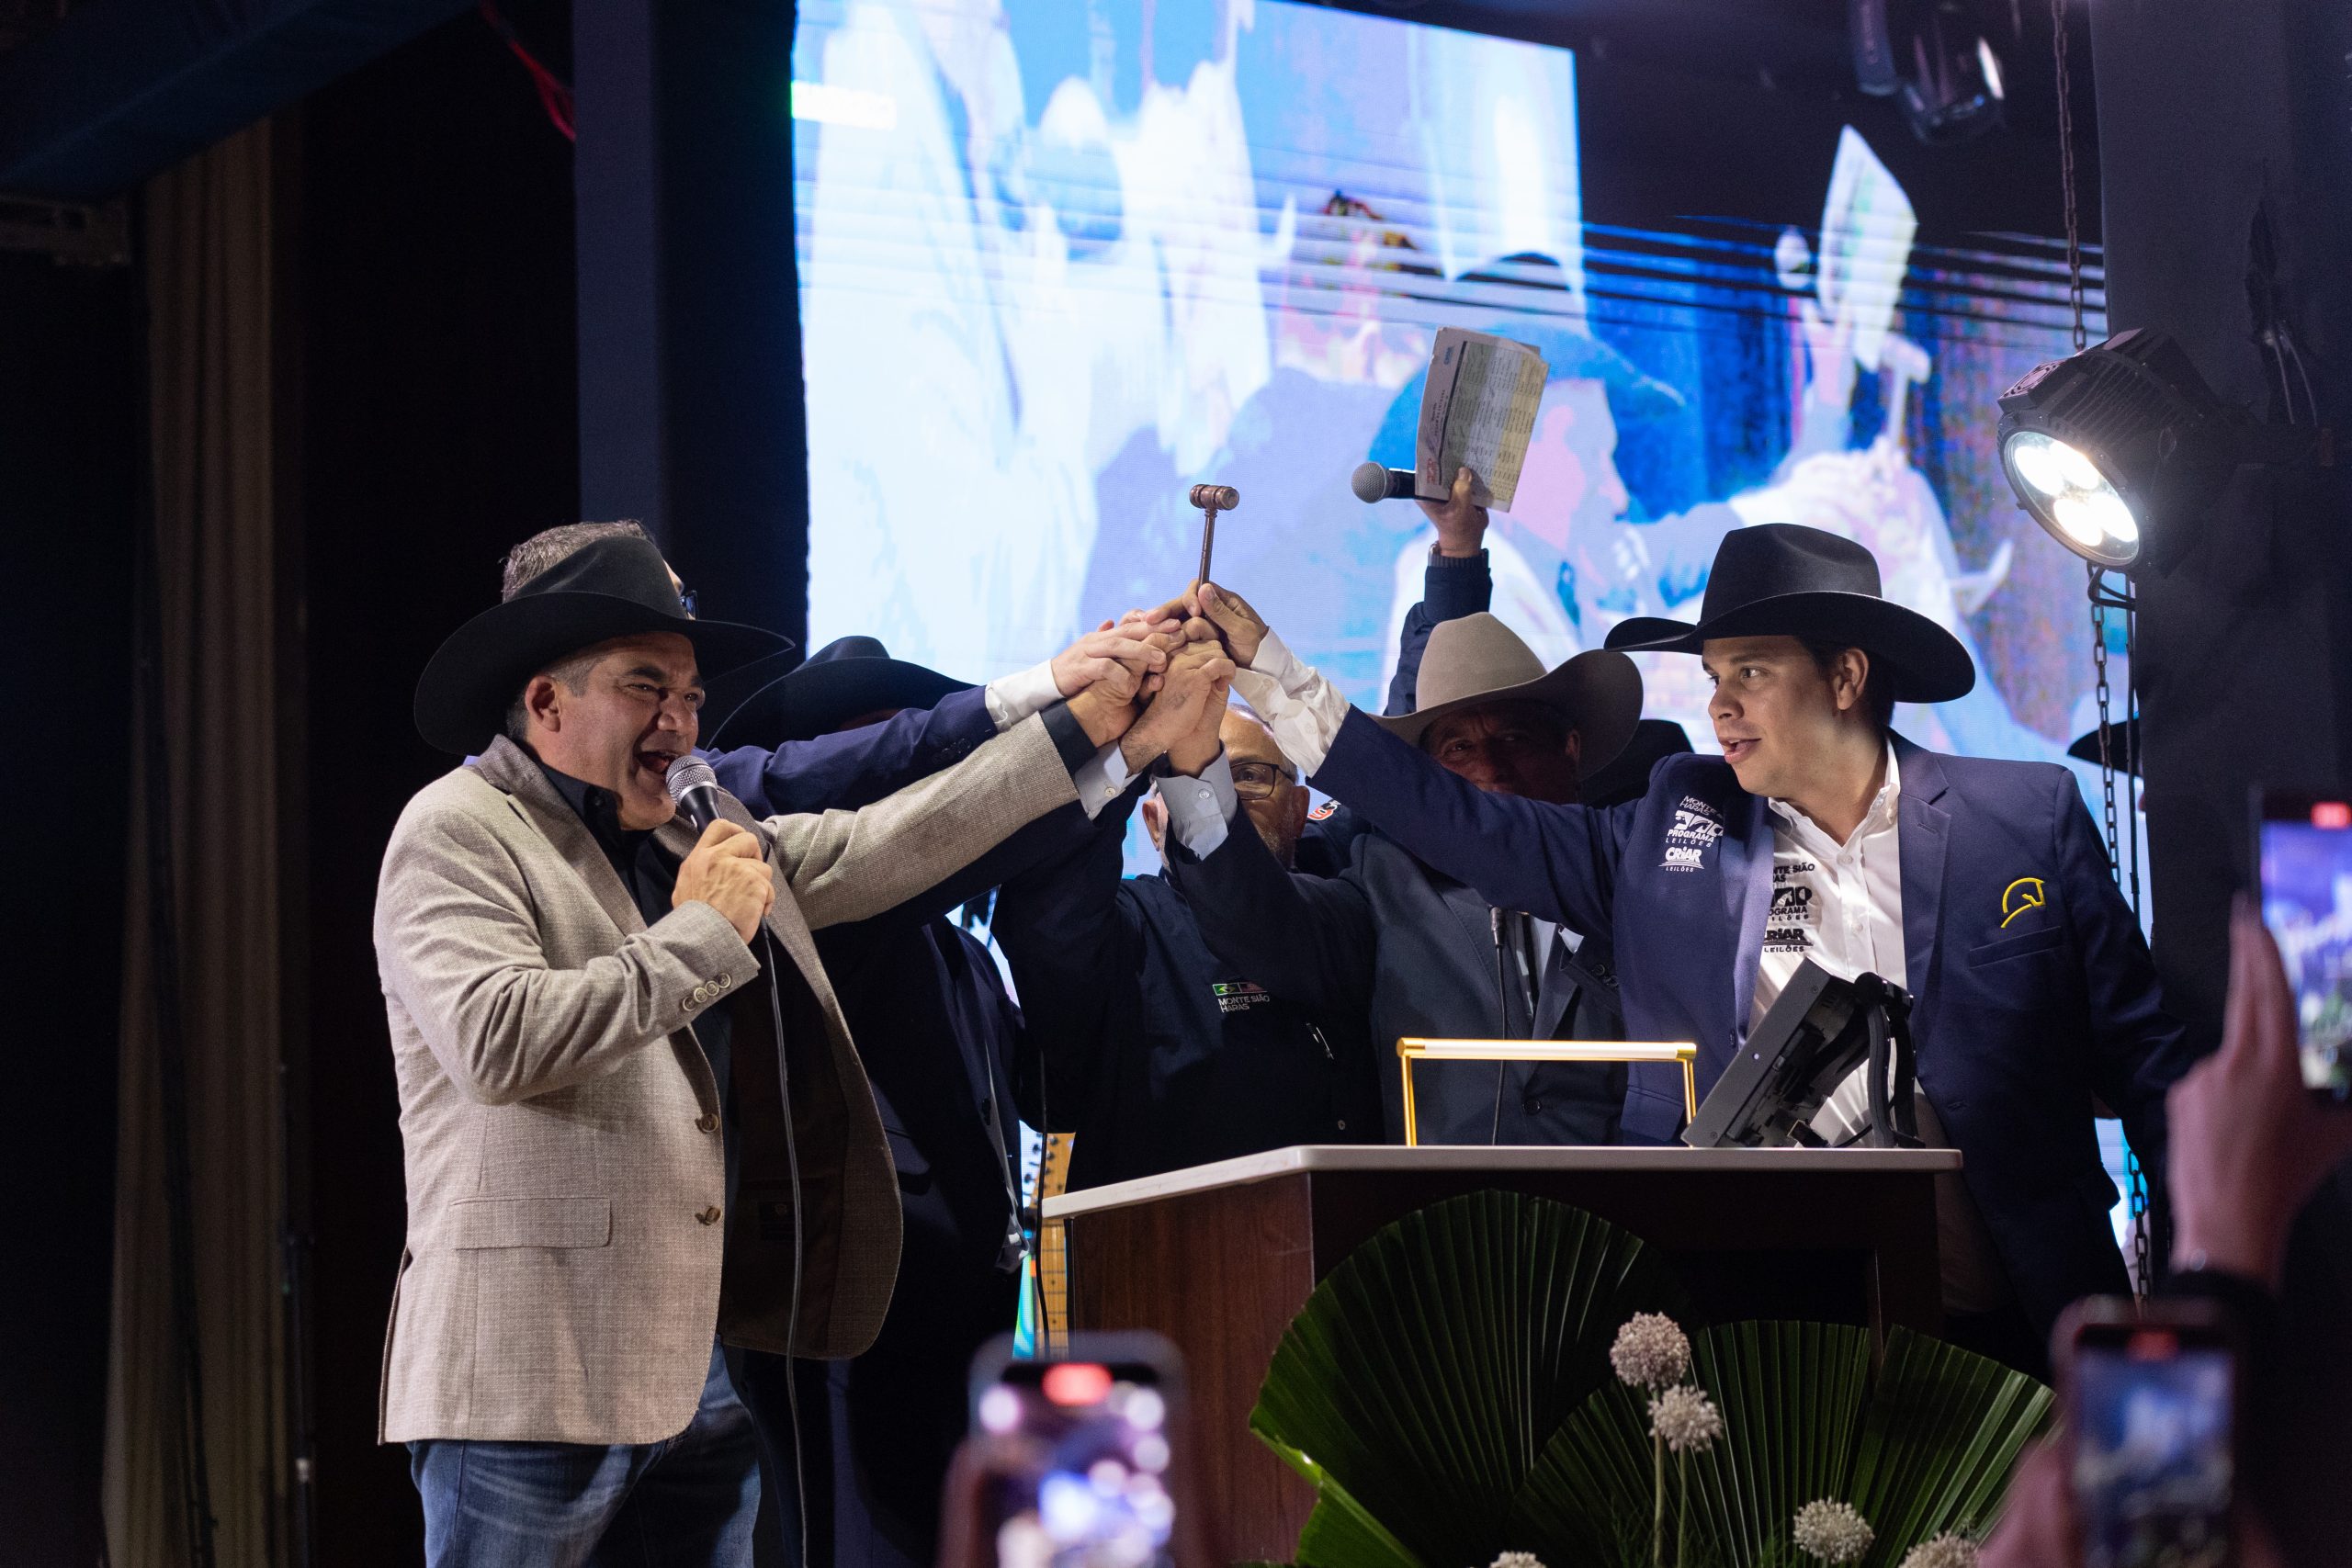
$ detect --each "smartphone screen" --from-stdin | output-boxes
[968,1354,1177,1568]
[2256,794,2352,1100]
[2072,1325,2234,1568]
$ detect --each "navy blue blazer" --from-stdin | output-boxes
[1310,711,2195,1332]
[993,788,1381,1191]
[707,685,998,814]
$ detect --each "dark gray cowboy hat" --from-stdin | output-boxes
[1374,612,1643,771]
[1580,718,1693,809]
[413,532,793,755]
[706,636,973,749]
[1603,524,1975,704]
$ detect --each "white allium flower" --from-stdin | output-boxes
[1611,1312,1691,1389]
[1487,1554,1544,1568]
[1792,1499,1875,1564]
[1646,1384,1724,1454]
[1897,1533,1980,1568]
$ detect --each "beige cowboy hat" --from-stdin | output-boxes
[1374,613,1642,770]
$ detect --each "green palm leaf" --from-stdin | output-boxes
[1250,1191,1689,1568]
[1520,1324,2049,1567]
[1847,1329,2053,1557]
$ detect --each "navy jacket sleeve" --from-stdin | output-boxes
[2053,768,2193,1180]
[1312,707,1633,940]
[1384,548,1493,717]
[707,685,998,816]
[1162,812,1377,1015]
[990,788,1147,1134]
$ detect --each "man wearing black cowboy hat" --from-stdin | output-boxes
[374,531,1146,1565]
[1193,522,2197,1369]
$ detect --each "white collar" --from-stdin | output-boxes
[1768,739,1902,849]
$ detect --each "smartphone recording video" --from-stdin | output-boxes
[963,1334,1181,1568]
[2256,791,2352,1102]
[2062,1300,2236,1568]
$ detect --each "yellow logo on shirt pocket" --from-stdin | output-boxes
[2000,876,2047,928]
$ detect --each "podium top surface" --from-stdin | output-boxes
[1043,1143,1963,1219]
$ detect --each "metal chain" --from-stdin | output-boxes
[2052,0,2087,352]
[2089,570,2153,1295]
[2059,0,2152,1292]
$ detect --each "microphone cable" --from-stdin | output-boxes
[756,928,810,1568]
[1489,909,1511,1145]
[668,759,811,1562]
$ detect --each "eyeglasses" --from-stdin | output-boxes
[678,588,699,618]
[1230,760,1296,800]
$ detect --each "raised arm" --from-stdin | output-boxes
[767,706,1107,931]
[1386,466,1496,717]
[708,620,1176,815]
[376,799,752,1105]
[708,688,996,816]
[1198,581,1630,937]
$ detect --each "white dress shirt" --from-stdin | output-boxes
[982,657,1128,819]
[1770,745,2009,1313]
[1752,744,1906,1027]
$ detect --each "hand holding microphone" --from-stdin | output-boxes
[1351,463,1488,557]
[666,758,775,943]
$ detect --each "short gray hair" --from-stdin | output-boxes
[503,646,605,744]
[501,520,650,602]
[498,522,654,742]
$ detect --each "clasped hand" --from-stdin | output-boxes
[1041,579,1282,774]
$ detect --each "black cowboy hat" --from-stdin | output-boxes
[706,636,972,749]
[413,533,793,754]
[1580,718,1693,809]
[2067,716,2143,776]
[1603,524,1975,704]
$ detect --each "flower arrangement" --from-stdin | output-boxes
[1618,1354,1731,1568]
[1250,1192,2051,1568]
[1897,1533,1982,1568]
[1792,1498,1875,1563]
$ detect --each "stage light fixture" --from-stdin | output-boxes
[1996,326,2329,575]
[1896,0,2005,144]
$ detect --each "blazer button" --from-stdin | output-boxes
[716,973,732,989]
[690,986,710,1006]
[697,1112,720,1134]
[696,1205,722,1225]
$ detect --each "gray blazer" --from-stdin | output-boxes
[373,720,1077,1446]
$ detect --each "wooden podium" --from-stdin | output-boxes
[1044,1145,1960,1563]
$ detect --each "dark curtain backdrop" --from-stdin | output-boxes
[0,235,137,1568]
[104,118,290,1568]
[291,5,580,1559]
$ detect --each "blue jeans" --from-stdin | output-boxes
[409,1341,760,1568]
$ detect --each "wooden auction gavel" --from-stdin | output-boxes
[1189,483,1239,584]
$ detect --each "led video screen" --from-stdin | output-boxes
[789,0,2111,777]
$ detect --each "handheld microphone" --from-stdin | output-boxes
[663,755,728,833]
[1350,462,1417,503]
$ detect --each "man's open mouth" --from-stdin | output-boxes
[636,750,681,778]
[1720,738,1758,764]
